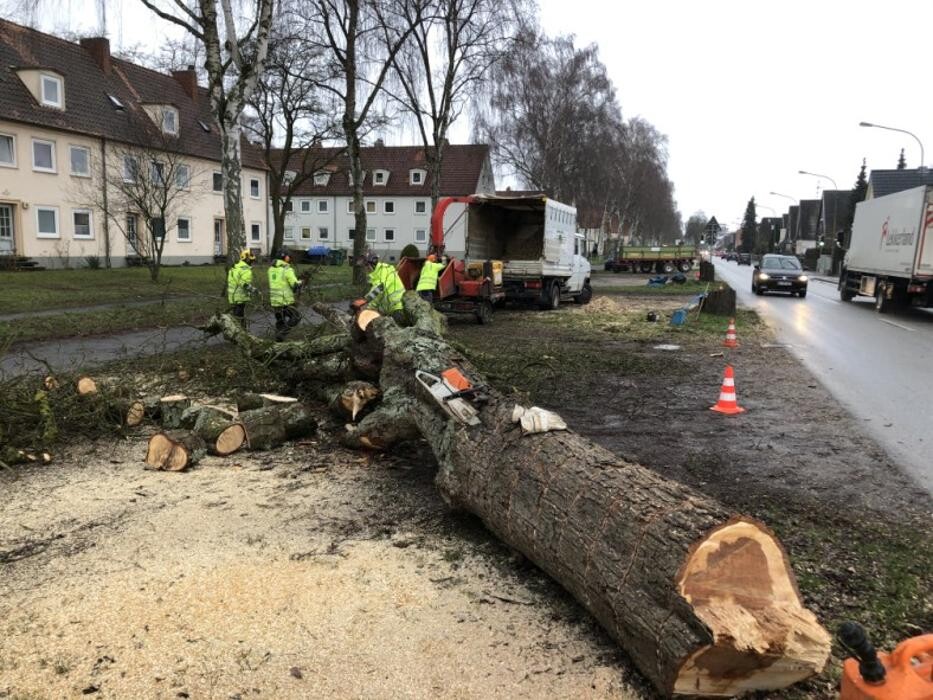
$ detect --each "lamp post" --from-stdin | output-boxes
[769,191,796,203]
[859,121,926,171]
[798,171,839,259]
[798,170,838,190]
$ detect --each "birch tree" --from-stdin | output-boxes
[137,0,275,264]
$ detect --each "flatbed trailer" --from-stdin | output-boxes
[604,245,697,274]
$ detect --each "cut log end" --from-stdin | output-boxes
[356,309,380,332]
[145,431,205,472]
[673,518,831,697]
[126,401,146,427]
[76,376,98,395]
[145,433,175,469]
[215,424,246,456]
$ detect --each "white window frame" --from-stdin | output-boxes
[35,206,60,239]
[415,228,427,243]
[384,201,395,215]
[301,200,311,213]
[318,226,329,240]
[174,164,190,190]
[301,227,312,240]
[162,107,178,135]
[346,200,355,214]
[373,169,388,186]
[414,200,427,215]
[250,222,261,242]
[365,201,376,214]
[284,227,295,240]
[317,199,329,213]
[123,155,139,183]
[150,160,166,187]
[0,133,16,168]
[31,138,56,173]
[71,208,93,239]
[366,228,376,242]
[410,169,425,185]
[313,171,330,186]
[176,216,192,242]
[69,145,90,177]
[384,228,395,242]
[40,73,63,108]
[249,178,260,199]
[212,171,223,193]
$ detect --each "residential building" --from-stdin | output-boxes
[785,205,800,253]
[866,168,933,199]
[0,19,268,267]
[272,143,495,261]
[795,199,821,254]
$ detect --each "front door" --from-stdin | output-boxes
[214,219,224,257]
[0,204,14,255]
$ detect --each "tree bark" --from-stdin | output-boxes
[159,395,191,429]
[704,286,737,316]
[204,295,830,696]
[192,407,237,453]
[145,430,206,471]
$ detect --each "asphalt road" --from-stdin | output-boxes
[714,258,933,495]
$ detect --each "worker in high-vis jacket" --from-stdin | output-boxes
[227,249,256,322]
[360,253,405,321]
[268,249,302,341]
[415,254,445,304]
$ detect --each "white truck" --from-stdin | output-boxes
[461,194,592,309]
[839,185,933,312]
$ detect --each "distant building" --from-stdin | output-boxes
[866,168,933,199]
[272,144,494,261]
[795,199,821,254]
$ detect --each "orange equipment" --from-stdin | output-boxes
[441,367,472,391]
[710,365,745,415]
[839,622,933,700]
[723,318,739,348]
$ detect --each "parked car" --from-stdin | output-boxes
[737,253,752,265]
[752,255,809,297]
[723,252,737,262]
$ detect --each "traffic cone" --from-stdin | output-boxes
[723,318,739,348]
[710,365,745,415]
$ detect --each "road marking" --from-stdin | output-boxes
[811,295,840,305]
[880,319,916,332]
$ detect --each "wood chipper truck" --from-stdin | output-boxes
[397,194,592,322]
[838,185,933,312]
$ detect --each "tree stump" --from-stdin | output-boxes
[703,285,736,316]
[76,376,98,396]
[145,430,206,471]
[699,260,715,282]
[159,395,191,429]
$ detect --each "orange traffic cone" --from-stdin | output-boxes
[710,365,745,414]
[723,318,739,348]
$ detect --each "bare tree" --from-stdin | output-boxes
[389,0,519,210]
[75,138,204,281]
[137,0,275,264]
[308,0,427,283]
[244,19,343,253]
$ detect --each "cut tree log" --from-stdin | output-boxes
[125,397,162,428]
[703,285,737,316]
[76,376,98,396]
[328,381,381,421]
[203,295,831,696]
[213,423,247,456]
[145,430,206,471]
[159,395,191,429]
[237,402,316,451]
[192,407,239,454]
[236,393,298,413]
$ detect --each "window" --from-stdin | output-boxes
[313,171,330,186]
[301,227,312,240]
[108,94,124,111]
[317,200,328,213]
[0,134,15,167]
[32,139,56,172]
[319,226,329,240]
[301,200,311,213]
[162,108,178,135]
[410,169,425,185]
[212,171,222,192]
[123,156,139,183]
[126,214,139,250]
[374,170,388,185]
[150,161,166,186]
[384,201,395,214]
[177,217,191,242]
[415,200,427,214]
[40,74,63,108]
[366,228,376,241]
[69,146,90,177]
[249,178,260,198]
[151,217,166,239]
[365,201,376,214]
[285,200,294,213]
[175,164,190,189]
[415,229,427,243]
[36,206,59,238]
[250,223,261,242]
[72,209,93,239]
[384,228,395,242]
[284,227,295,240]
[348,229,356,240]
[347,200,354,214]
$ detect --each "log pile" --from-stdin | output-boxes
[202,294,831,697]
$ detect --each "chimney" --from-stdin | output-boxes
[374,137,385,148]
[80,37,111,75]
[172,65,198,101]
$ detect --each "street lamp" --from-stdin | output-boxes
[798,170,838,190]
[859,121,926,171]
[769,191,797,203]
[756,203,776,215]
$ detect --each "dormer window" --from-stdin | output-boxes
[40,73,63,108]
[409,169,426,185]
[373,169,389,186]
[162,108,178,135]
[313,171,330,186]
[283,170,296,184]
[108,94,125,111]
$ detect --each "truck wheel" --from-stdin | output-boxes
[875,282,892,313]
[574,282,593,305]
[476,300,493,325]
[840,285,856,302]
[658,262,676,274]
[678,261,693,273]
[639,262,653,274]
[540,282,560,310]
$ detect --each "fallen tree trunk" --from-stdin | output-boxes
[203,296,830,697]
[215,402,317,454]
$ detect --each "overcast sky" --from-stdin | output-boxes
[16,0,933,231]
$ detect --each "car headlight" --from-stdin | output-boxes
[798,275,808,282]
[758,273,770,280]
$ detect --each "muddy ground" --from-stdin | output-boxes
[1,285,930,699]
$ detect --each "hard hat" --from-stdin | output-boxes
[276,248,291,261]
[426,254,437,262]
[240,249,256,263]
[355,252,378,267]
